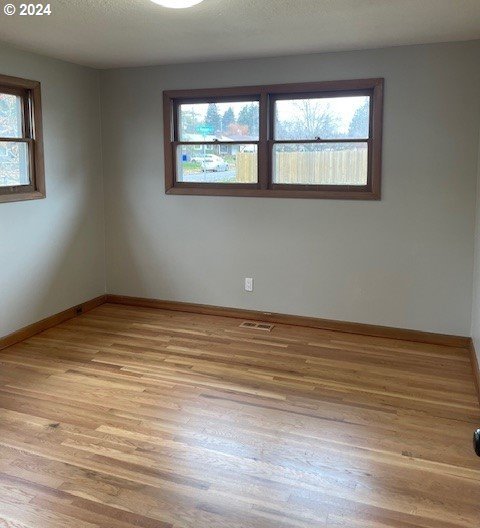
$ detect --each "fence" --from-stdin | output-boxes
[236,148,368,185]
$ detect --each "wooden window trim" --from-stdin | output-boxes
[164,78,383,199]
[0,73,45,204]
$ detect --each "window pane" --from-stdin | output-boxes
[0,93,23,138]
[176,144,257,184]
[179,101,259,141]
[274,96,370,140]
[273,143,368,186]
[0,142,30,187]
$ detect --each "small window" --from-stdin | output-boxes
[175,100,259,185]
[272,95,370,187]
[164,78,383,199]
[0,74,45,204]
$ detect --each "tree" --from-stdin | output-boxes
[222,107,235,132]
[227,123,248,137]
[0,94,18,137]
[348,100,369,138]
[204,103,221,135]
[181,106,201,136]
[275,100,340,141]
[292,100,339,138]
[237,104,259,137]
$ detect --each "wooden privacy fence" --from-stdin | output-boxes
[236,148,368,185]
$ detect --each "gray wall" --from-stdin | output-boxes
[101,41,480,336]
[471,134,480,361]
[3,41,478,339]
[0,44,105,337]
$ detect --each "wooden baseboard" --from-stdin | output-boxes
[0,295,107,351]
[469,339,480,404]
[105,294,470,348]
[1,293,472,354]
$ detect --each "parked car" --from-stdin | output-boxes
[192,154,228,172]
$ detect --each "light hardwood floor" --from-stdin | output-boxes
[0,303,479,527]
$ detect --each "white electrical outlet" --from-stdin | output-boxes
[245,277,254,292]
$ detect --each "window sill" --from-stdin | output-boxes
[0,190,46,204]
[166,186,380,200]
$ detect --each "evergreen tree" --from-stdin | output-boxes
[348,100,370,138]
[237,104,259,137]
[222,107,235,132]
[204,103,221,134]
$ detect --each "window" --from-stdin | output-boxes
[0,74,45,204]
[175,99,259,185]
[163,78,383,199]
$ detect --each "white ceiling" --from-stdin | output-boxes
[0,0,479,69]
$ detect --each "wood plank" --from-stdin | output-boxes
[0,295,107,351]
[469,339,480,404]
[106,295,470,348]
[0,303,478,528]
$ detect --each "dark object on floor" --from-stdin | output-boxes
[475,429,480,457]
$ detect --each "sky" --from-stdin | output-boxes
[180,95,368,134]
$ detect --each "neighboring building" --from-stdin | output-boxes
[181,133,257,158]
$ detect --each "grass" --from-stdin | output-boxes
[182,161,202,174]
